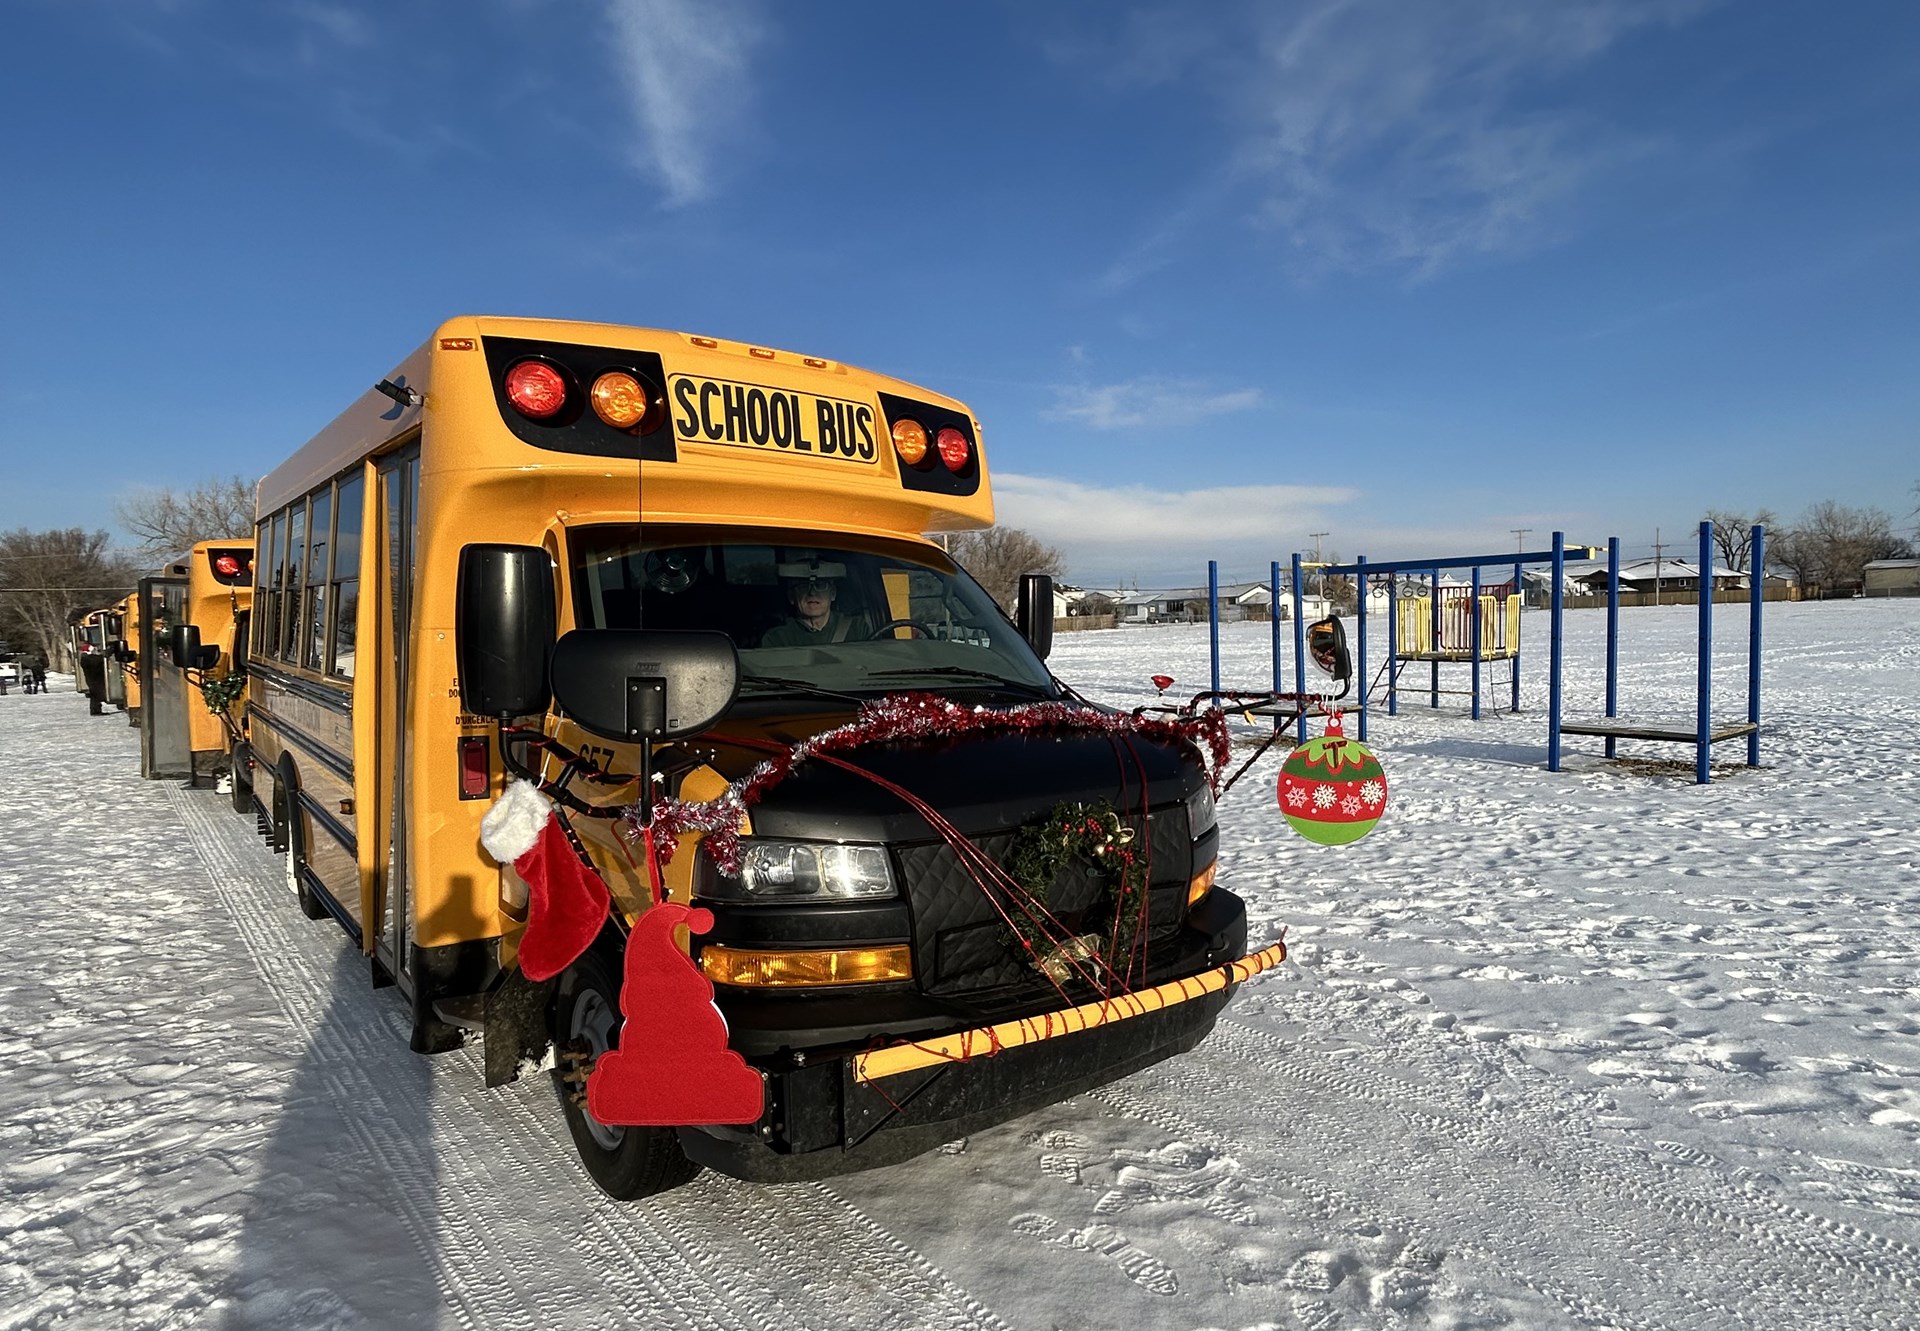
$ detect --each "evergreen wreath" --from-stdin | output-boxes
[1003,801,1148,978]
[198,672,247,716]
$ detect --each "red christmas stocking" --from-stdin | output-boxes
[480,779,609,982]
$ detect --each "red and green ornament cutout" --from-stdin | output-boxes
[1278,711,1388,845]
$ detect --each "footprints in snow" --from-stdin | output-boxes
[1010,1128,1439,1317]
[1006,1212,1180,1296]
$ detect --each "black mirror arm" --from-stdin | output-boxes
[496,725,628,821]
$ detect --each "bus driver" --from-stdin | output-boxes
[760,561,868,646]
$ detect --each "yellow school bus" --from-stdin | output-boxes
[109,591,142,723]
[246,316,1265,1198]
[161,540,255,785]
[73,606,117,713]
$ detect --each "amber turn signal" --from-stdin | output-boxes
[1186,861,1217,910]
[701,944,912,988]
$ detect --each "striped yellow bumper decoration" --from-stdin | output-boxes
[851,940,1288,1085]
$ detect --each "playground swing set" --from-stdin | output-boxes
[1179,522,1765,786]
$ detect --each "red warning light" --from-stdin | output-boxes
[504,360,569,420]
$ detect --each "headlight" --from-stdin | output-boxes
[697,840,897,902]
[1183,782,1217,839]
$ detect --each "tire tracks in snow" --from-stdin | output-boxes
[1092,1012,1920,1330]
[170,784,1007,1331]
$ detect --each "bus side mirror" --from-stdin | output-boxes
[549,630,739,741]
[457,543,557,719]
[1016,572,1054,660]
[1307,616,1352,683]
[169,624,220,671]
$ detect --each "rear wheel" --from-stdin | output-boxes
[229,743,253,816]
[551,946,701,1199]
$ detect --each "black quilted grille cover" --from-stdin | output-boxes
[900,808,1194,1001]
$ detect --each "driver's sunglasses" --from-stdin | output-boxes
[795,577,831,592]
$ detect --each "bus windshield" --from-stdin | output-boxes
[568,525,1059,702]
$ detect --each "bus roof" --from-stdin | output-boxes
[256,316,995,535]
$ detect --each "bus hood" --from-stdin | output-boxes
[707,720,1208,843]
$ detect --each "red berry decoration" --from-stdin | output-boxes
[1278,711,1388,845]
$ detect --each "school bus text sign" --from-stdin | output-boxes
[669,374,878,463]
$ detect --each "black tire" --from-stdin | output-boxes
[229,743,253,816]
[274,766,328,921]
[551,946,701,1200]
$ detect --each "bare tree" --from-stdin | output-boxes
[1702,509,1777,572]
[946,527,1067,612]
[1773,501,1912,597]
[1766,527,1822,597]
[115,475,257,562]
[0,529,142,671]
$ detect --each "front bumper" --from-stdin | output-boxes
[678,931,1284,1183]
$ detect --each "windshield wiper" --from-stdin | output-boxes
[738,673,866,706]
[866,666,1055,697]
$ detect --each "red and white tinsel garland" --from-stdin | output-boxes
[634,692,1231,873]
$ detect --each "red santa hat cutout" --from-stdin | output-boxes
[587,902,766,1127]
[479,779,610,983]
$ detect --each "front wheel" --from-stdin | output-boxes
[551,946,701,1199]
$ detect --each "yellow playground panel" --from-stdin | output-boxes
[1394,593,1521,661]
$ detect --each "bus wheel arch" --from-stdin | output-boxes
[548,941,701,1200]
[273,755,328,921]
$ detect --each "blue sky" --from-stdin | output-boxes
[3,0,1916,586]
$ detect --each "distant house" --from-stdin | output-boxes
[1864,559,1920,598]
[1111,582,1284,624]
[1118,589,1207,623]
[1569,558,1745,595]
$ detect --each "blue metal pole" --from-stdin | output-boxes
[1549,532,1564,771]
[1511,560,1522,712]
[1430,569,1441,708]
[1292,553,1306,699]
[1356,556,1369,741]
[1748,525,1764,767]
[1697,520,1712,784]
[1208,559,1221,697]
[1470,565,1482,720]
[1386,572,1400,716]
[1270,560,1283,732]
[1606,537,1620,759]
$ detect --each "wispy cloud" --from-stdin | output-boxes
[1238,0,1709,279]
[1063,0,1713,283]
[288,3,373,53]
[994,473,1356,583]
[994,474,1592,584]
[1043,378,1262,431]
[604,0,768,206]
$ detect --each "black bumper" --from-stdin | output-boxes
[678,891,1250,1183]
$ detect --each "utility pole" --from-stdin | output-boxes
[1652,527,1664,607]
[1512,528,1530,553]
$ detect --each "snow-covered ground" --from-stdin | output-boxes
[3,598,1918,1331]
